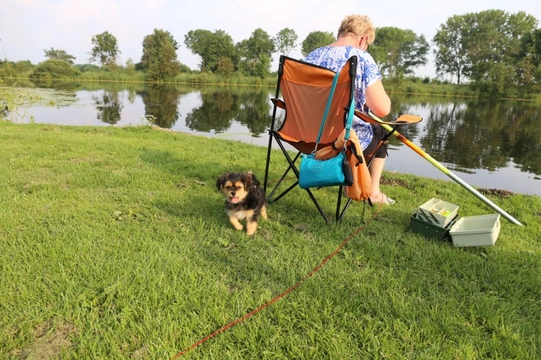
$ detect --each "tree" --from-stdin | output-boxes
[466,10,536,92]
[370,27,429,79]
[433,10,538,90]
[274,28,298,56]
[216,56,235,76]
[43,48,76,64]
[519,28,541,67]
[89,31,121,69]
[432,15,470,84]
[125,58,135,75]
[514,28,541,91]
[141,29,181,82]
[184,29,238,72]
[237,28,275,77]
[301,31,335,57]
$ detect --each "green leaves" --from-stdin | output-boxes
[301,31,335,57]
[89,31,121,69]
[30,59,81,80]
[237,28,275,77]
[371,27,429,79]
[43,47,76,64]
[141,29,182,82]
[274,28,298,56]
[184,29,238,73]
[433,10,538,92]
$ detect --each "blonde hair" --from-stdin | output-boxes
[337,15,376,44]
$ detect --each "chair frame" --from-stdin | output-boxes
[263,55,358,222]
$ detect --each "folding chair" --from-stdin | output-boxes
[263,55,358,222]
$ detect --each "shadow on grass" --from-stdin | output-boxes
[138,147,227,180]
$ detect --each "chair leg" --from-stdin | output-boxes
[267,151,301,202]
[266,131,351,223]
[263,130,275,194]
[336,187,353,222]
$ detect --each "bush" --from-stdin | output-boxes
[0,60,35,78]
[30,59,81,80]
[75,63,101,73]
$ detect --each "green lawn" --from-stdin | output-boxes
[1,122,540,359]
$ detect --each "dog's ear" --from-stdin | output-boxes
[249,171,260,187]
[216,173,229,191]
[244,171,260,187]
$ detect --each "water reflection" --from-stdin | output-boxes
[185,87,237,132]
[138,85,184,128]
[93,90,123,125]
[3,80,540,195]
[235,88,273,137]
[183,87,271,136]
[419,99,541,175]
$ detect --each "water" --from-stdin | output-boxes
[3,83,540,196]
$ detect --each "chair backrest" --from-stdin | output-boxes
[272,55,357,153]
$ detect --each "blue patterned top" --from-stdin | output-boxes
[304,46,382,150]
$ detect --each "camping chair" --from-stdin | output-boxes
[263,55,359,222]
[263,55,423,223]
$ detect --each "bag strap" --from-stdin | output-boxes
[344,100,354,142]
[313,72,339,152]
[314,71,356,152]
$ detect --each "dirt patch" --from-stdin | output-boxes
[14,319,77,359]
[131,343,149,359]
[381,177,409,188]
[478,188,514,198]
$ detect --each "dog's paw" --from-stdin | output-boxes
[246,222,258,236]
[229,216,244,231]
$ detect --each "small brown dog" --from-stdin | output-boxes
[216,171,267,235]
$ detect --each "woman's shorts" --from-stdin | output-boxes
[363,124,388,159]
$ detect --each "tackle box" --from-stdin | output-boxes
[449,214,501,247]
[417,198,459,228]
[408,211,459,241]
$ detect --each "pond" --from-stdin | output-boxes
[2,81,541,196]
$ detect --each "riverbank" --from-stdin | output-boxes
[4,71,541,102]
[1,122,540,358]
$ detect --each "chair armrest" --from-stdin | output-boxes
[271,98,286,110]
[354,109,422,125]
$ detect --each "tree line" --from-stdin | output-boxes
[1,9,540,95]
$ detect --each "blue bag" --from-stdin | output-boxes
[298,72,355,189]
[299,151,350,189]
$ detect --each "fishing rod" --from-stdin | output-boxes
[357,110,523,226]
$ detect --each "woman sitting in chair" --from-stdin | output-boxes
[304,14,394,205]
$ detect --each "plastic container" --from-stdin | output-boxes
[408,212,459,241]
[449,214,501,247]
[418,198,460,227]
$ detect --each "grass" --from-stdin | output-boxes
[0,122,540,359]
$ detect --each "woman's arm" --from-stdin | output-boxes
[365,79,391,117]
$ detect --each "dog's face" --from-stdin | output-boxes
[216,172,258,204]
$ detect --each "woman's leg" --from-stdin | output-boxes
[364,124,395,204]
[369,157,385,197]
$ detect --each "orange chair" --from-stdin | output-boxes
[263,55,360,222]
[263,55,422,222]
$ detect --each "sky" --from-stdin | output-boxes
[1,0,540,78]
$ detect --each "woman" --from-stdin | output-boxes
[304,14,394,204]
